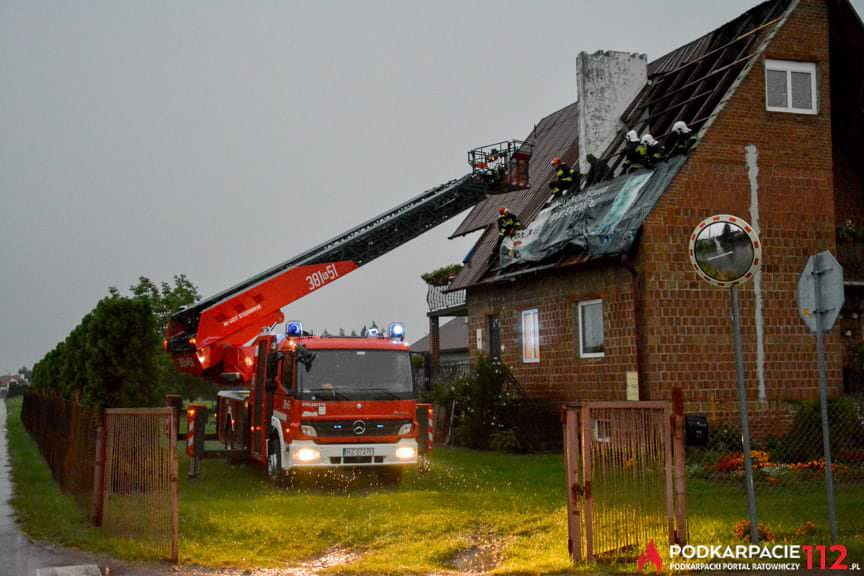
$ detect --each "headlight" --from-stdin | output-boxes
[300,424,317,437]
[395,446,416,460]
[293,447,320,462]
[397,423,413,435]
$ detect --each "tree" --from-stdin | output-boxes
[30,274,209,406]
[126,275,212,401]
[127,275,201,336]
[82,296,161,407]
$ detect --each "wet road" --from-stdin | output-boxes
[0,397,161,576]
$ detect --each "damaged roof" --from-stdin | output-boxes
[451,102,580,238]
[449,0,794,291]
[449,102,580,289]
[602,0,793,173]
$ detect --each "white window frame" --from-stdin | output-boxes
[578,299,605,359]
[594,419,612,443]
[521,309,540,364]
[764,59,818,115]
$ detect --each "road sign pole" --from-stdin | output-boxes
[730,285,759,544]
[812,253,839,543]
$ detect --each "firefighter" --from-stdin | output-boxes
[497,207,522,238]
[548,157,579,200]
[641,133,665,165]
[585,154,611,186]
[622,130,643,173]
[665,120,697,157]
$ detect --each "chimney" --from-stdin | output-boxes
[576,51,647,174]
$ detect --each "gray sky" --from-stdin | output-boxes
[2,0,862,374]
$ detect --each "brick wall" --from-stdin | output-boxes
[637,0,840,434]
[466,263,638,402]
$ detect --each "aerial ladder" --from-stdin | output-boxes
[165,141,533,383]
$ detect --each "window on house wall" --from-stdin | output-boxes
[521,309,539,363]
[578,299,604,358]
[764,60,818,114]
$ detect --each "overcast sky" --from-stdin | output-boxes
[2,0,862,375]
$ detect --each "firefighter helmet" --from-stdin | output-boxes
[672,120,691,134]
[625,130,640,143]
[551,157,562,167]
[641,134,656,146]
[498,207,508,215]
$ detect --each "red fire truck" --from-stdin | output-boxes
[214,325,431,478]
[165,141,532,477]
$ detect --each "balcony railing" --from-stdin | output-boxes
[426,284,466,315]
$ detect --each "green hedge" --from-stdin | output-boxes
[31,295,160,408]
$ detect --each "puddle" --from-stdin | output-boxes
[170,548,361,576]
[449,533,504,574]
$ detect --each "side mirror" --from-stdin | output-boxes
[266,352,283,389]
[267,352,284,380]
[296,345,317,373]
[282,357,294,393]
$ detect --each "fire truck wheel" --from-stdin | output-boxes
[267,431,284,482]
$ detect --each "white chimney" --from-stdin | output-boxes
[576,51,647,174]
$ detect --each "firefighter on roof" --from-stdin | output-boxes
[497,207,522,238]
[622,130,643,173]
[665,120,697,157]
[641,134,665,165]
[548,157,579,200]
[585,154,611,186]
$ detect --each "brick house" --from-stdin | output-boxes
[441,0,864,434]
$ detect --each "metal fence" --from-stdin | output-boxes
[685,396,864,546]
[426,284,466,314]
[20,391,100,510]
[563,402,686,563]
[21,392,179,562]
[96,408,179,562]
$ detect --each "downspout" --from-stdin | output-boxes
[623,256,646,399]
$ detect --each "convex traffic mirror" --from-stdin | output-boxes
[688,214,761,288]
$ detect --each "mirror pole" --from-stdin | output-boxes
[730,285,760,544]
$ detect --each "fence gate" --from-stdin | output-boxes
[563,401,685,563]
[94,407,178,562]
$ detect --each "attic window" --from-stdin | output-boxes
[765,60,817,114]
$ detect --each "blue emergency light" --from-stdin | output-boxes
[388,322,405,341]
[286,321,303,336]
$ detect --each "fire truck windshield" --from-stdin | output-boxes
[297,350,414,400]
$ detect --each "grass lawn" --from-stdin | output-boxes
[6,396,864,574]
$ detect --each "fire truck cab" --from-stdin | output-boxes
[216,322,430,478]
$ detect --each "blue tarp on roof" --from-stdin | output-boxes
[498,155,687,269]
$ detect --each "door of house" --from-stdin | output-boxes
[488,315,501,360]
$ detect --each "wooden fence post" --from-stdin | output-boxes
[672,387,688,545]
[170,409,179,563]
[90,412,106,527]
[580,404,593,562]
[562,405,583,563]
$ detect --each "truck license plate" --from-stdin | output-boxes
[343,447,374,457]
